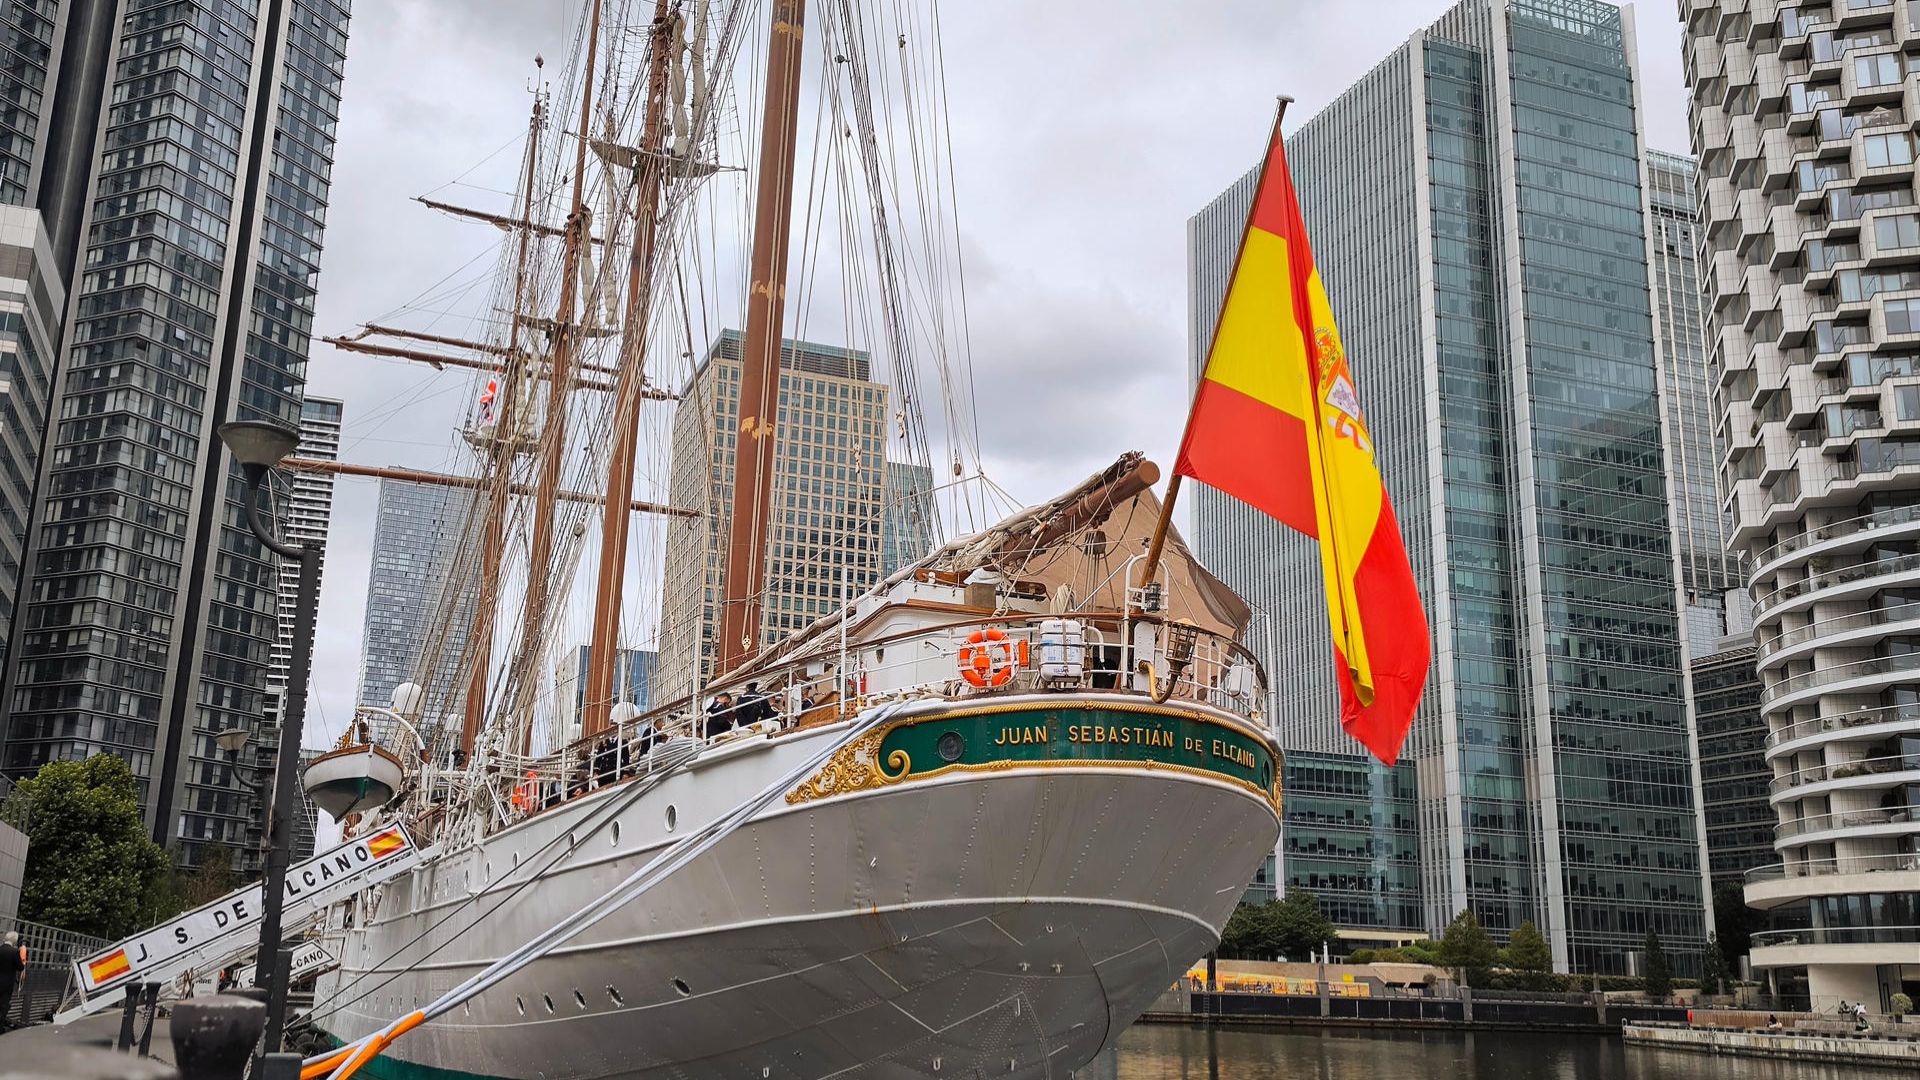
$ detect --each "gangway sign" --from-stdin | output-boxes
[232,938,337,989]
[69,825,419,1003]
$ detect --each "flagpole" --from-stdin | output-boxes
[1137,94,1292,599]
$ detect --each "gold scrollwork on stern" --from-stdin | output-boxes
[785,730,911,805]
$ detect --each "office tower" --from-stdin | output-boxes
[1272,751,1423,936]
[1647,150,1749,655]
[1190,0,1708,973]
[358,479,479,741]
[881,460,935,576]
[265,396,343,721]
[553,644,656,743]
[1684,0,1920,1007]
[658,330,890,704]
[0,1,353,872]
[1691,641,1771,887]
[0,209,62,675]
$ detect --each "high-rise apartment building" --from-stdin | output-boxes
[266,396,341,721]
[1684,0,1920,1008]
[1648,150,1750,655]
[0,208,62,676]
[1692,641,1772,888]
[358,479,479,741]
[657,330,891,704]
[0,1,352,871]
[1191,0,1709,973]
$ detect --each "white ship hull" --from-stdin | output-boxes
[311,695,1280,1079]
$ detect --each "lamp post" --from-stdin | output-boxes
[217,419,316,1055]
[210,727,262,792]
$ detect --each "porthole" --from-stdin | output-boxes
[568,831,578,847]
[671,977,691,997]
[607,985,625,1007]
[666,805,678,831]
[543,994,555,1013]
[512,852,519,868]
[611,820,621,845]
[573,988,587,1009]
[937,731,964,763]
[515,996,525,1015]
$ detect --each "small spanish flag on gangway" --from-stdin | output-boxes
[88,948,130,985]
[367,828,407,859]
[1173,110,1429,765]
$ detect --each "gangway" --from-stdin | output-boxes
[53,825,423,1024]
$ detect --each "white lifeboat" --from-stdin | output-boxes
[302,742,408,821]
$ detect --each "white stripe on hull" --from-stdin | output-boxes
[315,711,1278,1079]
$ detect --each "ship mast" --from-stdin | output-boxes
[717,0,808,677]
[581,0,676,739]
[463,81,546,756]
[515,0,606,748]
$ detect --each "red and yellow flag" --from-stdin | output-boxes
[366,828,407,859]
[88,948,130,985]
[1175,121,1430,765]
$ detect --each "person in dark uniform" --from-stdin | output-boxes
[0,931,25,1030]
[591,735,618,788]
[704,692,736,739]
[741,682,777,726]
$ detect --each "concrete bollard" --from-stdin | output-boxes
[257,1052,303,1080]
[169,994,266,1080]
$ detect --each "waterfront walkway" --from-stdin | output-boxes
[1625,1018,1920,1068]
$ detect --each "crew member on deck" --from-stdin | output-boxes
[705,692,736,739]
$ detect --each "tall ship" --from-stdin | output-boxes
[250,1,1299,1077]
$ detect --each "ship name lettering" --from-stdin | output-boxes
[993,724,1050,746]
[1067,724,1174,749]
[1210,739,1256,769]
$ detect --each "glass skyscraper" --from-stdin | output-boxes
[0,207,61,678]
[358,479,480,745]
[1647,149,1748,656]
[0,1,352,873]
[1190,0,1709,972]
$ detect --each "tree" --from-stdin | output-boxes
[1438,910,1498,986]
[1503,919,1554,990]
[1265,889,1337,961]
[1712,882,1755,964]
[1700,932,1732,997]
[4,756,168,939]
[1643,930,1673,1002]
[1219,902,1262,959]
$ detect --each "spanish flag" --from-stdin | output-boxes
[1175,117,1429,765]
[366,829,407,859]
[88,948,130,985]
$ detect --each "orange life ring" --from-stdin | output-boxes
[958,628,1027,688]
[510,770,537,813]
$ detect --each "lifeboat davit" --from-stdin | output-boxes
[301,743,407,820]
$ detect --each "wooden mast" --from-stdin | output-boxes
[515,0,605,749]
[581,0,675,739]
[717,0,807,677]
[462,82,545,756]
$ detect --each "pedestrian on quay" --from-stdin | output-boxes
[1766,1013,1783,1032]
[0,931,24,1030]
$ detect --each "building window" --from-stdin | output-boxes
[1856,53,1904,89]
[1864,132,1915,169]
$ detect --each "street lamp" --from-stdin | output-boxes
[210,727,262,792]
[218,418,315,1056]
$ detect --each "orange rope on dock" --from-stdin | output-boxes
[300,1044,355,1079]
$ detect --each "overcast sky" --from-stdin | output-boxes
[297,0,1691,741]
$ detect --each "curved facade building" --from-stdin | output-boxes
[1684,0,1920,1010]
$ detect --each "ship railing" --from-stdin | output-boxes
[507,614,1269,822]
